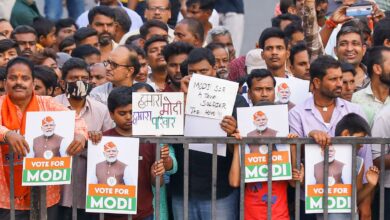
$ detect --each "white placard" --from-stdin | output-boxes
[86,137,139,214]
[237,105,291,182]
[185,74,238,120]
[275,77,311,108]
[305,144,353,214]
[23,111,75,186]
[132,92,184,135]
[237,105,289,138]
[185,115,227,156]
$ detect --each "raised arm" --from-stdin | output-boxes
[302,0,324,61]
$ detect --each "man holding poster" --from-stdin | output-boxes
[0,57,87,218]
[32,116,66,159]
[172,48,248,220]
[289,56,373,218]
[93,141,134,186]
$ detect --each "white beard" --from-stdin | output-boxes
[106,157,117,163]
[278,96,289,104]
[43,131,54,137]
[256,125,267,132]
[328,156,335,163]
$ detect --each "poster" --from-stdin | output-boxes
[185,115,227,156]
[305,144,353,214]
[86,137,139,214]
[237,105,291,182]
[22,111,75,186]
[275,77,311,109]
[185,74,238,120]
[132,92,184,135]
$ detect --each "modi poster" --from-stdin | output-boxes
[275,77,311,109]
[305,144,354,214]
[237,105,291,182]
[86,137,139,215]
[22,111,75,186]
[132,92,184,135]
[185,74,238,120]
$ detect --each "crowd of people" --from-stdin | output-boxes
[0,0,390,219]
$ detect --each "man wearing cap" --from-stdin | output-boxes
[275,82,295,110]
[245,49,266,75]
[32,116,66,159]
[93,141,133,186]
[247,111,278,153]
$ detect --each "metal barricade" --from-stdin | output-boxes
[6,137,390,220]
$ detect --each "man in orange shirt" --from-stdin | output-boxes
[0,57,87,220]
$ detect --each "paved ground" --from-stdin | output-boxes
[35,0,276,56]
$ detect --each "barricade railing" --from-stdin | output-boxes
[6,136,390,220]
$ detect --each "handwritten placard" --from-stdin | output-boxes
[132,92,184,135]
[185,74,238,120]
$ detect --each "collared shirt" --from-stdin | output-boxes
[0,95,87,210]
[289,96,373,184]
[356,64,370,91]
[76,0,143,32]
[54,94,113,132]
[54,94,114,208]
[289,97,365,137]
[89,82,114,105]
[371,104,390,187]
[352,83,390,127]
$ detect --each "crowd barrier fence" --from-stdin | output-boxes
[6,136,390,220]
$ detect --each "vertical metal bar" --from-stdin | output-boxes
[9,150,15,220]
[183,143,189,220]
[294,142,301,220]
[99,213,104,220]
[155,141,161,220]
[30,187,39,220]
[267,143,273,220]
[127,215,132,220]
[379,144,385,220]
[72,156,78,220]
[211,142,218,220]
[39,186,47,220]
[323,147,329,220]
[351,144,357,220]
[239,143,245,220]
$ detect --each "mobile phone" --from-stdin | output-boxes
[346,3,373,17]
